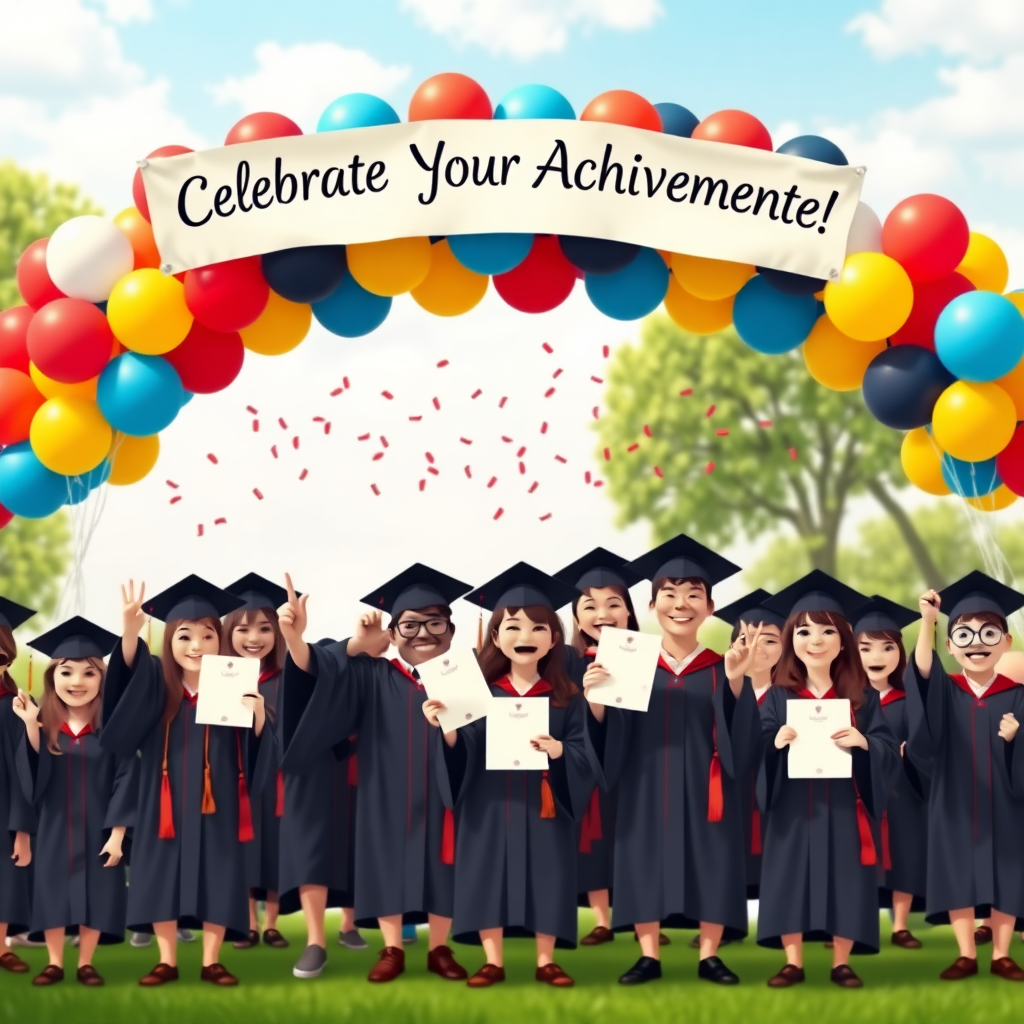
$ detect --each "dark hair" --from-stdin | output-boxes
[0,625,16,696]
[161,616,223,722]
[40,657,105,754]
[478,605,578,708]
[856,628,907,692]
[650,576,711,606]
[388,604,454,631]
[948,609,1008,637]
[571,585,639,654]
[774,610,867,710]
[729,618,783,643]
[221,606,285,676]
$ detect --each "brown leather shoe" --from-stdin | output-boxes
[32,965,65,986]
[0,951,29,973]
[830,964,863,988]
[139,963,179,986]
[263,928,290,949]
[200,963,238,985]
[991,956,1024,981]
[891,930,922,949]
[581,926,614,945]
[634,932,671,945]
[940,956,978,980]
[975,925,993,945]
[77,965,105,986]
[767,964,805,988]
[367,946,405,983]
[467,963,506,988]
[427,944,468,980]
[536,963,574,987]
[233,928,260,949]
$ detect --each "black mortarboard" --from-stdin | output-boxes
[938,571,1024,633]
[360,563,472,619]
[315,638,337,647]
[764,569,867,620]
[714,589,786,630]
[463,562,579,613]
[225,572,292,612]
[852,595,920,636]
[142,574,244,623]
[0,596,36,631]
[626,533,740,587]
[27,616,118,660]
[553,547,642,596]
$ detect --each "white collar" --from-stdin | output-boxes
[507,673,542,696]
[753,682,771,702]
[660,644,705,675]
[965,672,997,696]
[875,686,892,701]
[183,681,197,698]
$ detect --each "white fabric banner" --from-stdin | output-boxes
[142,119,865,280]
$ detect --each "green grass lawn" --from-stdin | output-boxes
[2,912,1022,1024]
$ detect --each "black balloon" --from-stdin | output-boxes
[756,266,826,295]
[261,245,348,303]
[558,235,639,275]
[862,344,955,430]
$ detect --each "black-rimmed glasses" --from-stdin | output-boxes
[950,624,1005,648]
[394,618,450,638]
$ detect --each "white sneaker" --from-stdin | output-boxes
[177,928,195,943]
[130,932,153,948]
[7,933,45,948]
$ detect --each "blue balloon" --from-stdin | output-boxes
[313,268,391,338]
[559,236,639,276]
[941,454,1001,498]
[733,276,819,354]
[862,345,955,430]
[66,460,112,506]
[495,85,575,120]
[317,93,399,132]
[97,352,183,437]
[180,389,194,407]
[262,245,348,303]
[448,233,533,275]
[654,102,699,138]
[0,442,67,519]
[935,291,1024,382]
[756,266,825,296]
[585,247,669,321]
[776,135,848,166]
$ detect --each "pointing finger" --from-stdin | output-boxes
[285,572,297,605]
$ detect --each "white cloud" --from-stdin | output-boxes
[400,0,663,60]
[98,0,154,24]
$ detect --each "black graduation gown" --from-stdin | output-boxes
[245,670,283,902]
[436,681,597,948]
[100,645,253,940]
[280,645,450,926]
[742,685,771,899]
[903,660,1024,926]
[16,726,137,942]
[589,650,758,938]
[756,685,900,953]
[0,691,34,934]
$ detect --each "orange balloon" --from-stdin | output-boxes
[0,368,45,445]
[581,91,661,132]
[114,206,161,270]
[664,277,734,334]
[996,357,1024,419]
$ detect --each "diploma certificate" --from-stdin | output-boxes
[485,697,549,771]
[786,698,852,778]
[588,627,662,712]
[195,655,259,729]
[418,646,493,732]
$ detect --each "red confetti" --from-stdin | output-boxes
[330,387,343,396]
[552,368,563,379]
[214,517,227,526]
[529,481,539,493]
[169,495,182,505]
[437,359,449,368]
[464,465,472,478]
[493,507,504,520]
[278,417,288,429]
[592,406,600,419]
[166,480,179,489]
[705,404,716,418]
[680,388,693,397]
[542,342,553,354]
[419,479,426,492]
[372,451,384,461]
[253,489,264,500]
[516,446,526,457]
[381,391,394,400]
[591,375,603,384]
[408,415,422,421]
[498,396,508,408]
[246,405,258,414]
[519,461,526,475]
[643,424,652,437]
[705,461,715,474]
[554,455,567,464]
[425,452,435,464]
[371,483,380,496]
[487,476,498,488]
[252,419,259,432]
[313,416,325,422]
[626,443,639,453]
[432,397,441,411]
[271,445,278,458]
[381,436,389,448]
[343,376,350,389]
[501,435,514,443]
[540,421,549,434]
[544,387,556,398]
[715,429,729,436]
[427,466,440,476]
[299,469,308,481]
[594,480,604,488]
[654,466,664,478]
[460,437,473,445]
[206,453,218,464]
[604,447,611,461]
[540,512,552,521]
[358,433,370,441]
[602,345,610,358]
[324,422,331,435]
[292,436,299,449]
[585,471,592,484]
[471,389,482,399]
[197,524,204,536]
[759,419,773,428]
[789,447,798,460]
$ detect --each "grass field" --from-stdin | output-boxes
[2,912,1022,1024]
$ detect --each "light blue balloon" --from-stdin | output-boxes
[941,454,1001,498]
[66,460,112,506]
[97,352,183,437]
[935,291,1024,382]
[585,247,669,321]
[313,268,391,338]
[448,233,533,275]
[317,93,400,132]
[495,85,575,121]
[0,442,67,519]
[180,389,194,407]
[733,276,819,354]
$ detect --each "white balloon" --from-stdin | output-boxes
[845,201,883,257]
[46,215,134,303]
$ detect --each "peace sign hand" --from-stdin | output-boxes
[121,580,148,641]
[724,620,764,682]
[277,572,308,647]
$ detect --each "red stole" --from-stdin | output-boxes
[950,673,1019,700]
[389,658,424,689]
[60,721,94,739]
[880,688,906,706]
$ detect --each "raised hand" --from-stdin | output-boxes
[724,620,764,681]
[11,689,39,724]
[529,734,564,760]
[999,712,1019,743]
[353,610,390,657]
[919,589,940,627]
[277,572,308,646]
[121,579,148,639]
[774,725,797,750]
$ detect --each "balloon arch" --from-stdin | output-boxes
[1,72,1022,528]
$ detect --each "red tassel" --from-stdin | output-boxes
[751,808,762,855]
[707,752,723,822]
[347,752,358,787]
[855,798,877,866]
[540,772,556,819]
[158,771,175,839]
[236,732,254,842]
[201,726,216,815]
[881,811,892,872]
[275,770,285,817]
[441,808,455,865]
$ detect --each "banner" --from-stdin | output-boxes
[142,119,865,280]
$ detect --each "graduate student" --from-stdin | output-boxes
[278,565,472,984]
[583,535,759,987]
[905,572,1024,981]
[425,563,596,988]
[101,576,264,987]
[0,597,36,974]
[853,596,928,949]
[754,572,900,989]
[11,618,137,986]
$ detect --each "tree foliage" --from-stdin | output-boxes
[0,513,71,618]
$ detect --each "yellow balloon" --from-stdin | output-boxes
[996,355,1024,419]
[239,291,312,355]
[107,432,160,485]
[900,427,949,495]
[802,316,886,391]
[1006,292,1024,317]
[29,396,112,476]
[670,254,754,301]
[967,484,1018,512]
[411,240,488,316]
[107,268,193,354]
[932,380,1016,462]
[347,237,432,296]
[30,362,98,400]
[957,233,1008,293]
[823,252,914,341]
[664,276,734,334]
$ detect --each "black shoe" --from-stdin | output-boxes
[699,955,740,985]
[619,957,662,985]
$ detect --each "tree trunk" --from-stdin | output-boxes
[806,531,838,576]
[865,480,947,590]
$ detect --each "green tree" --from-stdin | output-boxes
[0,513,71,617]
[598,317,944,586]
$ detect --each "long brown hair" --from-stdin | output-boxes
[40,657,106,755]
[221,606,285,676]
[0,625,17,696]
[477,605,579,708]
[571,585,640,654]
[161,616,223,722]
[774,610,867,710]
[856,628,907,692]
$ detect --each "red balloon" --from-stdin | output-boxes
[133,145,194,223]
[0,368,45,445]
[26,298,115,384]
[581,91,661,132]
[494,235,577,314]
[890,272,975,349]
[408,73,491,121]
[163,322,245,394]
[184,257,269,333]
[882,194,969,284]
[16,239,65,309]
[0,306,34,373]
[225,113,302,145]
[0,503,13,530]
[691,109,772,150]
[997,424,1024,497]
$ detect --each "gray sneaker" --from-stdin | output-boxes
[293,944,328,978]
[130,932,152,948]
[177,928,195,943]
[338,929,368,950]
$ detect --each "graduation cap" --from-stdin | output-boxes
[0,596,36,632]
[714,589,786,630]
[360,563,472,619]
[463,562,579,613]
[553,547,642,596]
[764,569,867,620]
[938,571,1024,632]
[225,572,292,612]
[626,533,740,588]
[142,574,244,624]
[852,595,920,636]
[27,616,118,660]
